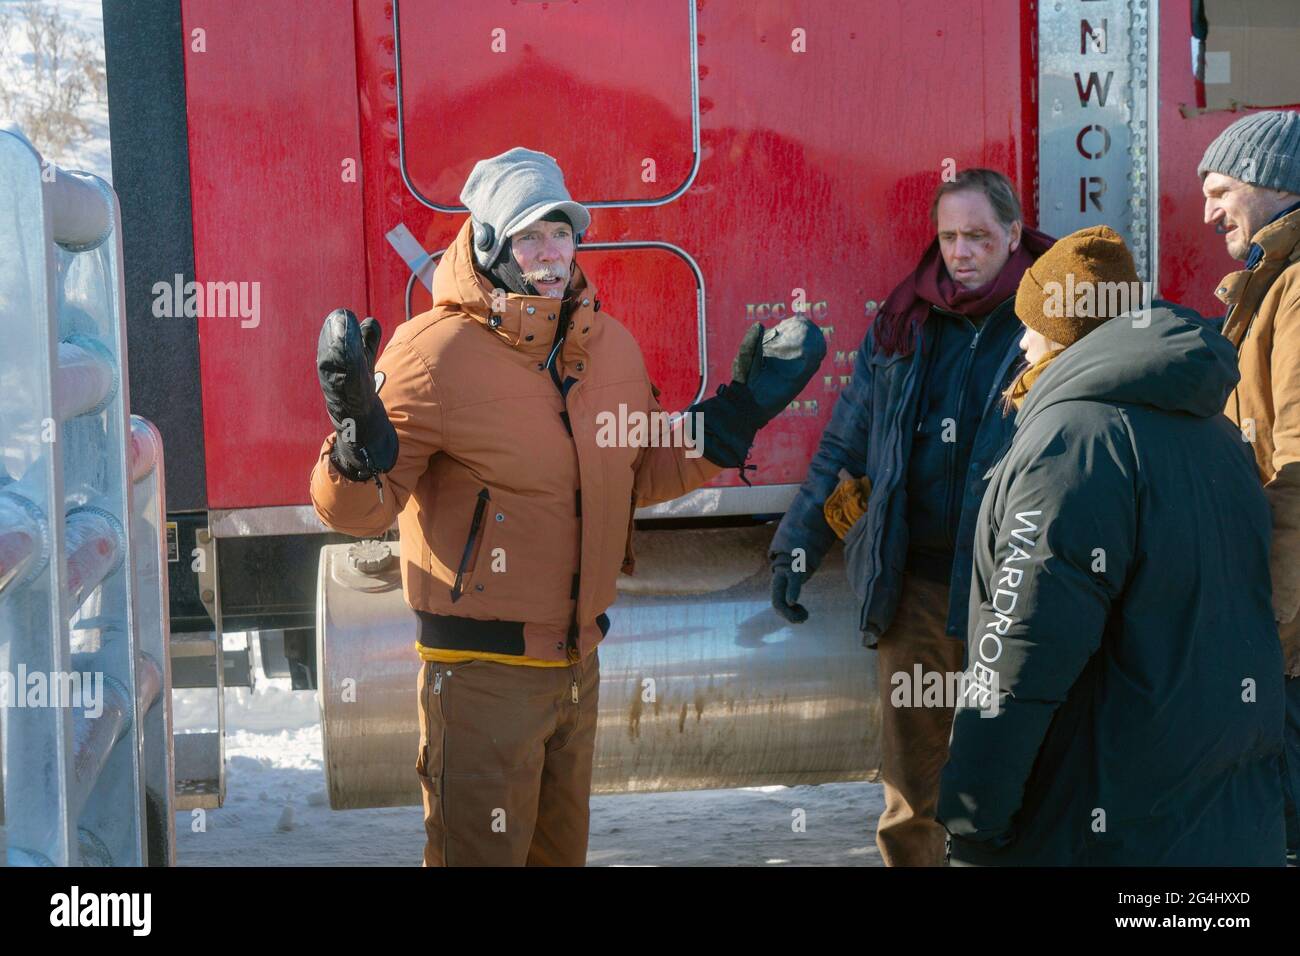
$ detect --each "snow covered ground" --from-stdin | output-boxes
[173,673,885,867]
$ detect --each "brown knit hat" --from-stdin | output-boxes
[1015,225,1141,346]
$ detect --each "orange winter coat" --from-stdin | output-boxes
[1217,207,1300,675]
[310,220,722,661]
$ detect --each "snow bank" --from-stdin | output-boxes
[1,0,112,179]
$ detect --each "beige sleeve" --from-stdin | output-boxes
[1266,284,1300,624]
[631,381,725,507]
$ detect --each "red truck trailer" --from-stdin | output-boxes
[101,0,1299,807]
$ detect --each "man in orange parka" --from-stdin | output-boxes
[310,147,824,866]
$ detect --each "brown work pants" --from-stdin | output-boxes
[415,649,600,866]
[875,576,966,867]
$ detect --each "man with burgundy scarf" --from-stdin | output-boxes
[768,169,1054,866]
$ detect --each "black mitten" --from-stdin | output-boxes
[316,308,398,483]
[690,316,827,471]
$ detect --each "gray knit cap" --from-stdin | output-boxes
[1198,110,1300,195]
[458,147,591,268]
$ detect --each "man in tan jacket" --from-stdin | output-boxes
[310,148,824,866]
[1200,109,1300,862]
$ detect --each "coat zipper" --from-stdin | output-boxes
[450,488,490,602]
[862,342,923,631]
[969,343,1023,480]
[428,664,448,854]
[943,316,981,551]
[547,301,587,653]
[622,490,638,572]
[561,342,588,656]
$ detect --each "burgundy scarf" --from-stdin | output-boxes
[872,226,1056,357]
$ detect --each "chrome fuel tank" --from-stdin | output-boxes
[316,525,880,810]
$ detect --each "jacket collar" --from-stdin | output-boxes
[432,219,603,359]
[1214,206,1300,308]
[1247,204,1300,268]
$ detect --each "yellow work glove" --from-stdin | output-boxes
[823,468,871,539]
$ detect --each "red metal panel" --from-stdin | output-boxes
[182,0,367,508]
[180,0,1029,507]
[394,2,696,207]
[1157,0,1300,317]
[355,0,1030,491]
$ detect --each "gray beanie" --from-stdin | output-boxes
[1198,110,1300,195]
[458,147,591,268]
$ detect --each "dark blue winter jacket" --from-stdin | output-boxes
[770,297,1023,644]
